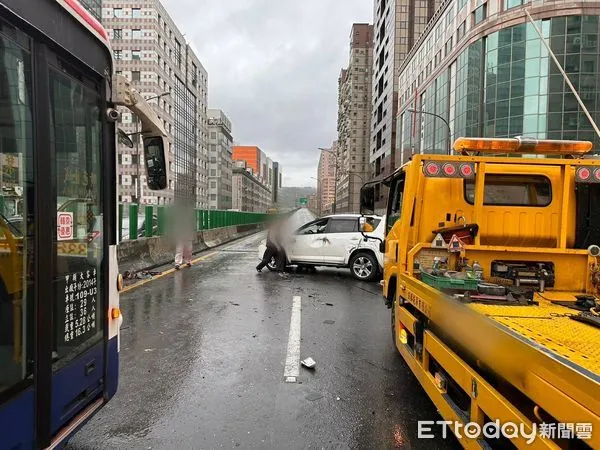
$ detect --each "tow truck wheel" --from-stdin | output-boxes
[391,299,396,346]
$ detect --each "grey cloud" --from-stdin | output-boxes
[162,0,372,186]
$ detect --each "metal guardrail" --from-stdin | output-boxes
[118,204,269,241]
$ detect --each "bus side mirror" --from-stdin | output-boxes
[143,136,168,190]
[360,184,375,215]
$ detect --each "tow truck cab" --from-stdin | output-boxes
[362,137,600,449]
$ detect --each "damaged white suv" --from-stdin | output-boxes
[258,214,384,281]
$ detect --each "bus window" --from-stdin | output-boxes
[0,22,34,393]
[49,65,103,369]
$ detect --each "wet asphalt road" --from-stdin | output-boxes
[67,210,459,450]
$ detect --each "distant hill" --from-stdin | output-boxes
[278,186,316,208]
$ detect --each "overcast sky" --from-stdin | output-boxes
[162,0,373,187]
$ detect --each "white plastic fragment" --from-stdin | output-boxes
[301,357,316,369]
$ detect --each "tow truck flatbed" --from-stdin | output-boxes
[397,274,600,448]
[469,294,600,379]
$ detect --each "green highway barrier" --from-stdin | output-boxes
[129,204,138,240]
[118,204,279,241]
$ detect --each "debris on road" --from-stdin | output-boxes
[325,302,334,306]
[323,320,335,325]
[305,392,324,401]
[123,270,161,280]
[301,357,316,369]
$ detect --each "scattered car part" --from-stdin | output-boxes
[301,357,316,369]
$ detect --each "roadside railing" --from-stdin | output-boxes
[118,204,268,241]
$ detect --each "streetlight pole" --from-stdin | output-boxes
[407,109,452,155]
[319,147,338,214]
[345,171,365,183]
[310,176,321,216]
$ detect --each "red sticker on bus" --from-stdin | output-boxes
[57,212,74,241]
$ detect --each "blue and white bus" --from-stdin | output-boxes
[0,1,168,448]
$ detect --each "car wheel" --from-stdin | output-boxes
[267,256,278,271]
[349,252,378,282]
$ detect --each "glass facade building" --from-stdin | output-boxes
[173,76,197,205]
[102,1,209,207]
[397,0,600,164]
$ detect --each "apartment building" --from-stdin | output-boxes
[317,143,337,215]
[369,0,441,208]
[232,146,264,182]
[336,23,373,214]
[207,109,233,210]
[232,146,281,196]
[272,161,282,205]
[102,0,208,207]
[80,0,102,21]
[232,161,272,212]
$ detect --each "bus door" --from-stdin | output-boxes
[46,41,107,443]
[0,8,108,448]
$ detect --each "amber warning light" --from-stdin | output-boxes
[111,307,121,320]
[453,137,592,155]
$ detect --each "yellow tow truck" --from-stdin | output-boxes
[360,137,600,449]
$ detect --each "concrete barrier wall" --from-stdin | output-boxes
[117,224,263,274]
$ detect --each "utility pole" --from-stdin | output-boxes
[333,147,338,214]
[135,119,141,201]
